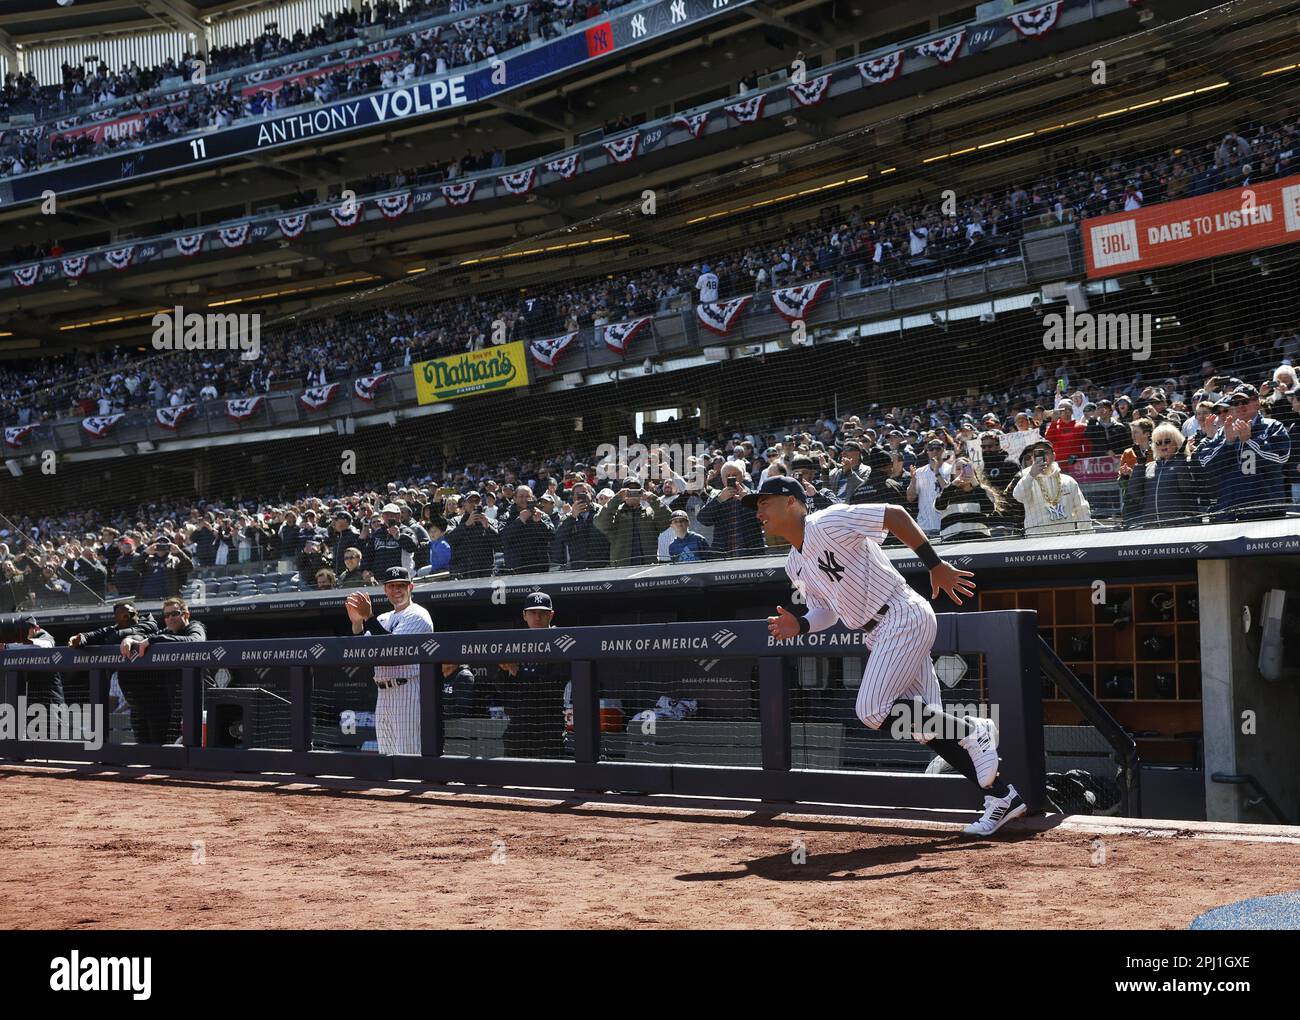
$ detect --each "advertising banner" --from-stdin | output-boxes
[1084,175,1300,278]
[412,341,530,403]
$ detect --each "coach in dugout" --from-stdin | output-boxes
[117,597,209,745]
[488,592,570,760]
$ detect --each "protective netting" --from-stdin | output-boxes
[2,0,1299,614]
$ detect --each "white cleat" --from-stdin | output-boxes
[963,785,1027,837]
[958,716,1000,788]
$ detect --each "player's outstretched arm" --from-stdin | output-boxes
[882,505,976,605]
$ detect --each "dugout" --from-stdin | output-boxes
[20,516,1300,825]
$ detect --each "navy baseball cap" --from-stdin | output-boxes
[741,476,804,509]
[524,591,553,612]
[383,567,413,583]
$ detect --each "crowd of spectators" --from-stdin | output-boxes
[2,351,1296,610]
[6,102,1300,420]
[0,0,631,179]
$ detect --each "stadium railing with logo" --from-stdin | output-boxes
[0,611,1047,812]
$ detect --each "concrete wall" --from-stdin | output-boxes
[1198,555,1300,824]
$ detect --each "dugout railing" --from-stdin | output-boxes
[0,611,1047,812]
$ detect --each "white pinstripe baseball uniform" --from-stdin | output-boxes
[369,602,434,755]
[784,503,943,731]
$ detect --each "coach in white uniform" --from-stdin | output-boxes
[345,566,433,755]
[746,476,1026,836]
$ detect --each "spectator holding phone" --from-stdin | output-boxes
[907,437,953,534]
[137,535,194,599]
[551,483,610,569]
[446,492,500,578]
[595,478,672,567]
[934,457,1002,540]
[500,485,555,574]
[1044,399,1091,468]
[1012,440,1093,537]
[695,463,764,559]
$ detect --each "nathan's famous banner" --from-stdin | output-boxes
[1084,174,1300,278]
[413,341,529,404]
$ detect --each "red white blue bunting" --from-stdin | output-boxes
[787,74,831,107]
[104,246,135,271]
[277,214,308,238]
[858,50,904,85]
[499,167,536,195]
[156,404,196,430]
[378,192,412,219]
[300,383,341,411]
[771,280,831,322]
[12,265,39,288]
[544,153,580,180]
[723,94,765,123]
[697,296,751,336]
[672,112,710,139]
[226,397,264,421]
[1010,2,1062,37]
[82,414,125,438]
[453,16,480,33]
[528,331,578,368]
[219,224,250,248]
[601,133,639,164]
[603,316,652,354]
[175,233,205,257]
[354,374,391,401]
[61,256,88,278]
[330,201,363,227]
[4,425,37,448]
[441,181,476,206]
[916,30,964,64]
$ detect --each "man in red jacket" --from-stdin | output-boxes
[1043,399,1091,471]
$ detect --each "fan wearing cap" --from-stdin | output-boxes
[1011,440,1093,537]
[345,566,434,755]
[1193,382,1292,514]
[368,503,417,579]
[749,478,1025,836]
[661,509,711,563]
[5,613,63,711]
[330,510,363,571]
[1043,399,1091,465]
[488,592,570,759]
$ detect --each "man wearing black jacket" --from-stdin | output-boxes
[499,486,554,574]
[330,509,362,568]
[550,483,610,569]
[1083,400,1129,456]
[446,494,500,577]
[369,503,417,577]
[486,592,569,759]
[117,597,207,745]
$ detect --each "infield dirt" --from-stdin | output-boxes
[2,764,1295,929]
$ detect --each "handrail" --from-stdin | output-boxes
[1210,772,1291,824]
[1038,637,1141,816]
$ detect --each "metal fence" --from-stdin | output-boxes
[0,611,1047,811]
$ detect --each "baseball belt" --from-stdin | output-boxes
[374,677,412,690]
[862,604,890,633]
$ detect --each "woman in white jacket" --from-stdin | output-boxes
[1012,440,1093,537]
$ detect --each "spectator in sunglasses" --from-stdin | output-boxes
[1123,423,1202,526]
[907,439,953,535]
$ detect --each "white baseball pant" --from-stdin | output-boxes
[375,679,421,755]
[854,589,943,734]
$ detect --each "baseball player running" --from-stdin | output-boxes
[747,476,1026,836]
[345,566,433,755]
